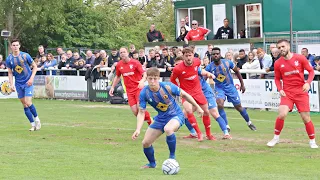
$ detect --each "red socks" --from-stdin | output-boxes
[144,111,152,125]
[274,118,284,135]
[202,115,211,136]
[305,121,315,140]
[187,113,202,134]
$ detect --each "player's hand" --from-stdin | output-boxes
[302,83,310,92]
[240,84,246,93]
[132,130,140,140]
[196,107,204,118]
[10,84,16,92]
[109,87,114,96]
[26,78,33,86]
[265,68,270,73]
[279,90,286,97]
[206,72,216,79]
[138,80,145,89]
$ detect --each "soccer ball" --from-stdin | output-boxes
[162,159,180,175]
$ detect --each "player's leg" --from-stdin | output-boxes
[141,126,163,168]
[228,90,256,131]
[163,116,182,159]
[267,96,292,147]
[198,103,215,140]
[295,95,318,148]
[183,100,203,141]
[182,110,197,139]
[128,92,152,125]
[17,85,35,131]
[24,85,41,130]
[216,89,230,131]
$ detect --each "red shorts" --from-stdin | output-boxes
[280,92,310,112]
[127,89,141,107]
[181,92,207,105]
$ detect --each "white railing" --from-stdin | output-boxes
[0,68,319,78]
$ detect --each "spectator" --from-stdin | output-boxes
[154,46,161,54]
[162,48,174,67]
[146,49,156,68]
[185,16,189,26]
[85,50,95,68]
[301,48,315,67]
[146,24,164,42]
[257,48,272,78]
[132,50,139,60]
[225,52,233,61]
[269,43,276,54]
[36,45,47,59]
[175,48,183,57]
[176,27,188,42]
[252,48,258,59]
[314,56,320,71]
[239,30,246,38]
[180,18,191,31]
[237,49,248,69]
[266,47,281,73]
[56,47,65,61]
[214,18,234,39]
[189,45,199,58]
[72,52,84,67]
[184,20,211,44]
[0,54,7,76]
[201,57,210,69]
[58,51,75,75]
[43,53,57,75]
[129,44,135,58]
[138,49,148,67]
[242,52,261,79]
[107,49,119,67]
[147,51,163,68]
[205,44,214,61]
[85,50,101,81]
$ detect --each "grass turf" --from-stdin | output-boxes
[0,99,319,180]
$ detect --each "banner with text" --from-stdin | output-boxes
[53,76,87,100]
[87,77,111,102]
[224,79,320,112]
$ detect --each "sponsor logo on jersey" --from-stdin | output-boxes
[294,61,299,66]
[123,72,134,76]
[184,75,197,80]
[129,64,133,69]
[284,70,299,76]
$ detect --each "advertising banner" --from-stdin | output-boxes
[224,79,320,112]
[0,77,18,98]
[87,77,110,102]
[53,76,87,100]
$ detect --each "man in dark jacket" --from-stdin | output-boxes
[214,18,234,39]
[107,49,120,67]
[146,24,164,42]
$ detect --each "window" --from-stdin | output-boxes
[176,7,206,36]
[232,3,263,38]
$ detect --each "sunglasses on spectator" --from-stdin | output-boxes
[192,24,197,25]
[155,56,160,57]
[212,53,220,55]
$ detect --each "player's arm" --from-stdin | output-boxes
[302,56,315,92]
[200,68,215,79]
[180,89,204,117]
[7,68,15,92]
[26,61,38,86]
[232,66,245,93]
[184,32,190,44]
[132,91,147,140]
[170,68,179,86]
[274,62,286,97]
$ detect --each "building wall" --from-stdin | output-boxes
[175,0,320,38]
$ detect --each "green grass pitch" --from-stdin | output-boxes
[0,99,319,180]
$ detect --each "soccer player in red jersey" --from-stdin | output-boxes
[267,39,318,148]
[109,47,152,125]
[170,47,215,141]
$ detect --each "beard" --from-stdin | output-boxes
[280,50,288,57]
[212,57,220,62]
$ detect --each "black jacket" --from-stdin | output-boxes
[176,31,188,42]
[214,26,234,39]
[147,30,164,42]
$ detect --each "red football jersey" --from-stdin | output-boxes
[170,58,202,96]
[116,59,144,95]
[274,53,315,93]
[185,27,209,41]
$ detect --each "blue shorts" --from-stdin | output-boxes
[149,115,185,133]
[205,95,217,109]
[216,86,241,105]
[16,84,34,99]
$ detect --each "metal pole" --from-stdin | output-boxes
[4,38,8,58]
[290,0,293,50]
